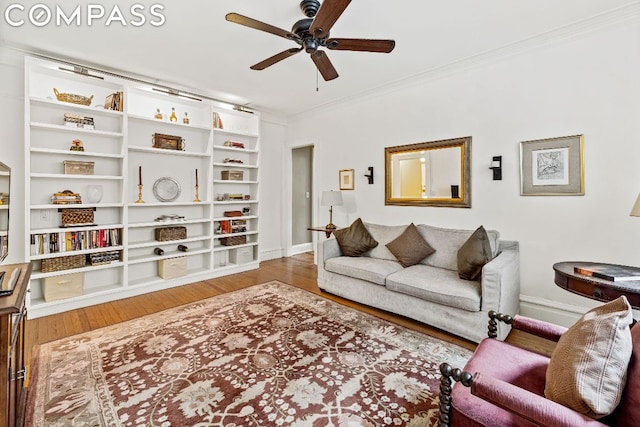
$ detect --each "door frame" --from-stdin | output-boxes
[285,141,317,257]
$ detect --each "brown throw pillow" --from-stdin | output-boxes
[457,226,493,280]
[333,218,378,257]
[386,223,435,267]
[545,296,633,419]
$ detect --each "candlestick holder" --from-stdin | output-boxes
[193,184,201,202]
[135,184,145,203]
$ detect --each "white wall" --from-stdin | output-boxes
[287,18,640,325]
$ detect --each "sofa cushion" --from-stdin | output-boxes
[545,296,633,419]
[457,226,493,280]
[386,223,435,267]
[363,222,407,261]
[614,321,640,426]
[325,256,404,286]
[416,224,500,271]
[385,265,481,312]
[333,218,378,257]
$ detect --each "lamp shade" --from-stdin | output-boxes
[631,193,640,217]
[321,190,343,207]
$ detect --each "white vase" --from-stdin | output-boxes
[86,184,103,203]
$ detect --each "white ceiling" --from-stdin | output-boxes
[1,0,636,116]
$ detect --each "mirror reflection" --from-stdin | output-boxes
[385,136,471,208]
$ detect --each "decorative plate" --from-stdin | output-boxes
[153,177,181,202]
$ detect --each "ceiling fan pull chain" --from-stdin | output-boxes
[316,68,319,92]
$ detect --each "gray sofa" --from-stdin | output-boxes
[317,222,520,343]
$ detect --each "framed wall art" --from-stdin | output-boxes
[520,134,584,196]
[339,169,355,190]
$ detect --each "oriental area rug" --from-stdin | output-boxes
[26,281,472,427]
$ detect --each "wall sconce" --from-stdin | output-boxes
[364,166,374,184]
[489,156,502,180]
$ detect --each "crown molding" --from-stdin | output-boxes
[291,2,640,118]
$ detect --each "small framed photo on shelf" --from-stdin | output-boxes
[339,169,355,190]
[520,134,584,196]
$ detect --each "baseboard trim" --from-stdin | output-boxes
[260,248,285,261]
[519,295,587,327]
[291,243,312,255]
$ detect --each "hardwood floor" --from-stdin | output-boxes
[25,253,554,374]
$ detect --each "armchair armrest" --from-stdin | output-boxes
[487,311,567,341]
[471,373,606,427]
[439,364,606,427]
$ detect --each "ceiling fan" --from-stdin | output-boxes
[225,0,395,81]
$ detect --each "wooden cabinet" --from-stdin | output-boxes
[0,262,32,427]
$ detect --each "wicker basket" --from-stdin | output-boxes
[41,254,86,273]
[61,208,95,226]
[53,88,94,106]
[220,235,247,246]
[155,226,187,242]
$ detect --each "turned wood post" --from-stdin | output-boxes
[488,310,513,338]
[439,363,474,427]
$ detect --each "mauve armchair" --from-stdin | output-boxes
[438,311,640,427]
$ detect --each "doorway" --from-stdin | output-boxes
[291,146,314,254]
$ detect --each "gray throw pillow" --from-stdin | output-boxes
[333,218,378,257]
[457,225,493,280]
[386,223,435,267]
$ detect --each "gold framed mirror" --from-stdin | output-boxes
[385,136,471,208]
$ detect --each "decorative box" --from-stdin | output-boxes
[52,190,82,205]
[221,170,244,181]
[44,272,85,302]
[63,160,95,175]
[220,235,247,246]
[158,256,187,279]
[152,133,185,151]
[63,113,95,129]
[155,226,187,242]
[60,208,95,226]
[41,254,86,273]
[89,251,120,265]
[229,246,253,264]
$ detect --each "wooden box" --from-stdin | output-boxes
[221,170,244,181]
[229,246,253,264]
[158,256,187,279]
[43,272,84,302]
[152,133,185,151]
[64,160,95,175]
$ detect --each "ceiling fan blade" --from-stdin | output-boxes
[225,13,299,41]
[311,51,339,81]
[309,0,352,39]
[326,38,395,53]
[250,48,303,70]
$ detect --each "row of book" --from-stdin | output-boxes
[30,228,122,255]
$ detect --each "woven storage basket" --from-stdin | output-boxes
[61,208,94,226]
[221,235,247,246]
[155,226,187,242]
[41,254,86,273]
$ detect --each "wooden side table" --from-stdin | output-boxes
[307,227,337,239]
[553,261,640,309]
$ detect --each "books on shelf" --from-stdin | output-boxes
[573,264,640,282]
[104,91,123,112]
[30,228,122,255]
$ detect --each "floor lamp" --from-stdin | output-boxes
[321,190,343,230]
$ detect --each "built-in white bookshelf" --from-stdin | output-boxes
[24,56,261,318]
